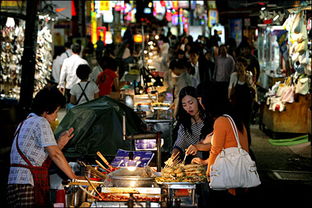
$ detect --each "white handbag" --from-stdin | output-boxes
[209,115,261,190]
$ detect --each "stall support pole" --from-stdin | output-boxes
[19,0,40,119]
[156,132,161,172]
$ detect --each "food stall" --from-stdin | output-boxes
[62,151,207,208]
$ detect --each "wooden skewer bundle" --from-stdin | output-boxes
[164,152,181,168]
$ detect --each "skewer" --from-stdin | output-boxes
[164,152,181,168]
[86,165,107,179]
[97,151,113,170]
[85,176,105,200]
[95,160,111,173]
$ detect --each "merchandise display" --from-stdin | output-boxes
[35,14,54,92]
[0,19,25,99]
[0,15,54,99]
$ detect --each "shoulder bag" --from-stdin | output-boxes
[209,115,261,190]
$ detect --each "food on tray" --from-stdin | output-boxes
[157,164,207,183]
[98,193,160,202]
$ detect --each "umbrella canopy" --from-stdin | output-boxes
[54,96,146,158]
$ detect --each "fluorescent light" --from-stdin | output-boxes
[273,15,279,21]
[261,7,266,11]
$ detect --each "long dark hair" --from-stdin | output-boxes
[196,83,214,140]
[197,82,244,132]
[176,86,205,135]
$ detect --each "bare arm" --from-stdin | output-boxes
[46,145,77,179]
[94,92,99,99]
[113,76,120,91]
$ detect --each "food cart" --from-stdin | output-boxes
[62,151,207,208]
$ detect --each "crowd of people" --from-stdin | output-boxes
[7,27,261,206]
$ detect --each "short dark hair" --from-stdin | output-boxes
[71,43,81,54]
[64,42,72,48]
[174,60,187,70]
[32,87,66,115]
[76,64,91,80]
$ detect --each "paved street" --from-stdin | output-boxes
[247,125,312,206]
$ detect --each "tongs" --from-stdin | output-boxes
[182,148,191,164]
[182,152,188,165]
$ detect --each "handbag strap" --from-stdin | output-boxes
[223,114,242,148]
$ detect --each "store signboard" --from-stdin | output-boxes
[229,18,242,47]
[178,0,189,8]
[172,11,179,26]
[208,9,218,27]
[172,1,179,10]
[99,1,110,11]
[52,1,72,20]
[110,149,154,168]
[153,1,166,20]
[102,10,114,23]
[208,1,216,9]
[1,0,25,14]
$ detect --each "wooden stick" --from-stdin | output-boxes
[86,165,107,179]
[96,151,113,170]
[95,160,111,173]
[84,176,105,200]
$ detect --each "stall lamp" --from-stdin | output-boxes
[155,35,159,40]
[261,7,266,10]
[144,50,148,54]
[273,15,279,21]
[127,167,136,171]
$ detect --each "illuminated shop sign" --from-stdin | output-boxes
[208,9,218,27]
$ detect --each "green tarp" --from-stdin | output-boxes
[54,96,146,158]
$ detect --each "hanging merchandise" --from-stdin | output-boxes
[35,15,54,92]
[0,14,55,100]
[0,18,25,99]
[284,10,311,75]
[294,74,310,95]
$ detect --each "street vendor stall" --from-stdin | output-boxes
[61,150,207,208]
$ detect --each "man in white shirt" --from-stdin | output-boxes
[58,43,88,102]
